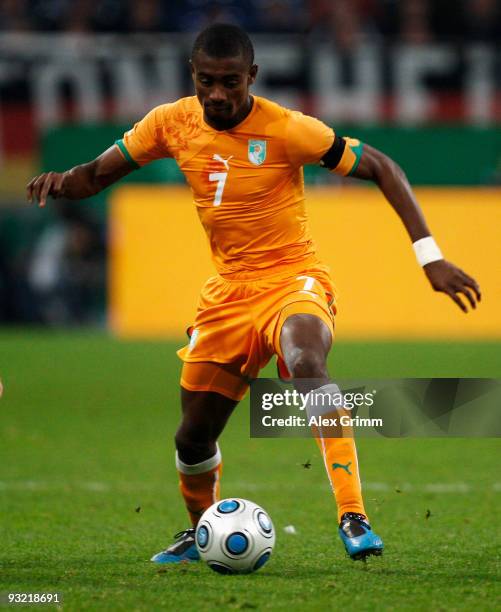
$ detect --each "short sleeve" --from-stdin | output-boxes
[286,111,335,167]
[115,105,172,168]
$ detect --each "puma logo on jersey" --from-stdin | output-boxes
[212,153,233,170]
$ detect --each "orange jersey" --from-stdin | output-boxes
[116,95,359,279]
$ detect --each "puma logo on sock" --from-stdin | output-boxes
[332,461,352,475]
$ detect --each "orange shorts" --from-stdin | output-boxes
[178,260,337,401]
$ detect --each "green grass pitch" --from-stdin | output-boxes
[1,331,500,610]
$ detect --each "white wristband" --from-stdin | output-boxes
[413,236,443,267]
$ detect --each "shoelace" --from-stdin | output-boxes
[173,528,195,540]
[164,528,196,554]
[174,527,195,540]
[341,513,371,529]
[342,512,367,521]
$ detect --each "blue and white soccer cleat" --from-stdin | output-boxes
[150,528,200,563]
[338,512,384,561]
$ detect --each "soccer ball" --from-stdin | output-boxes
[195,498,275,574]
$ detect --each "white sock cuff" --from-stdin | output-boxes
[305,383,345,419]
[176,444,222,475]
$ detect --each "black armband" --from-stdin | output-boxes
[320,136,346,170]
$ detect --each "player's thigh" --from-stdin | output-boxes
[178,360,247,439]
[179,386,238,441]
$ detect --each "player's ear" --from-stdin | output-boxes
[248,64,258,85]
[189,59,196,81]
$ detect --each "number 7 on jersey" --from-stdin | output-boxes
[209,172,227,207]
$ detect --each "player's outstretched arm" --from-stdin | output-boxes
[27,145,132,208]
[350,143,481,312]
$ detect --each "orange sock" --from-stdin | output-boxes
[306,384,367,523]
[176,445,222,527]
[314,434,366,523]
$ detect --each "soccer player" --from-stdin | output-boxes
[27,24,481,563]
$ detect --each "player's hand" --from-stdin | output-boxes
[423,259,481,312]
[26,171,66,208]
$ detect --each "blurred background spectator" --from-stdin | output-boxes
[0,0,31,31]
[27,202,106,326]
[464,0,501,42]
[0,0,497,41]
[0,203,105,326]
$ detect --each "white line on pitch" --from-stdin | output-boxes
[0,480,498,493]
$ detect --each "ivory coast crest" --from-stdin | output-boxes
[248,140,267,165]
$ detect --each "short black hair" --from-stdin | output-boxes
[191,23,254,66]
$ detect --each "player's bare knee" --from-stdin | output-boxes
[286,347,328,380]
[174,429,217,464]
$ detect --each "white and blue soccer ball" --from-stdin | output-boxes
[195,498,275,574]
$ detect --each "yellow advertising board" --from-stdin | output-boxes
[109,186,501,339]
